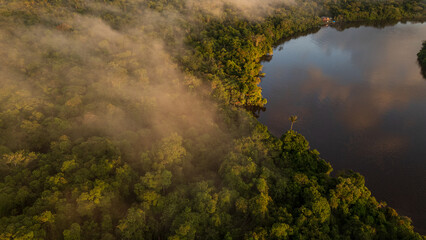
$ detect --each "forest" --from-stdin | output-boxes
[0,0,425,239]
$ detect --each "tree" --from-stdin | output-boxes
[118,208,147,240]
[63,223,81,240]
[289,115,298,131]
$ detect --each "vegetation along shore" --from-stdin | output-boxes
[0,0,425,239]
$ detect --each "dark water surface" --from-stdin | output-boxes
[259,22,426,233]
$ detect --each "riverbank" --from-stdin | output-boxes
[184,0,425,108]
[0,0,425,239]
[258,22,426,234]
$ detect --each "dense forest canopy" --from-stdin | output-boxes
[0,0,425,239]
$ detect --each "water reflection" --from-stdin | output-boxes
[259,22,426,233]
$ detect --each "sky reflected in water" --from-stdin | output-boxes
[259,22,426,233]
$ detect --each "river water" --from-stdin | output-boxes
[258,22,426,233]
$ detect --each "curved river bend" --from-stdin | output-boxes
[259,22,426,233]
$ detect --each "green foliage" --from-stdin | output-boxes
[63,223,81,240]
[184,8,321,107]
[418,41,426,78]
[0,0,424,239]
[324,0,425,22]
[118,208,147,239]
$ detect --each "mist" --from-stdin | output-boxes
[0,0,306,160]
[0,1,237,156]
[186,0,296,19]
[1,0,425,238]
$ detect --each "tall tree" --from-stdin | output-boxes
[289,115,298,131]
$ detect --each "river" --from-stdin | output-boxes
[258,21,426,233]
